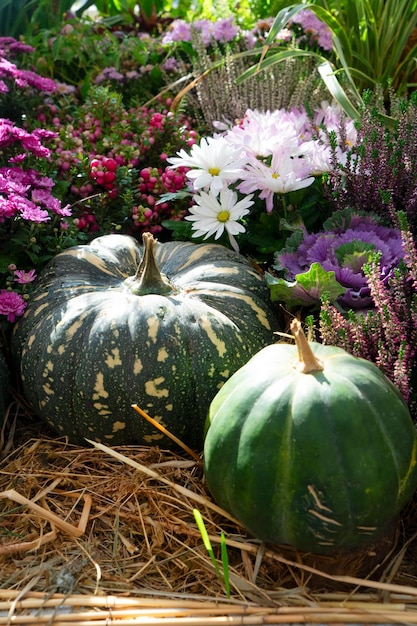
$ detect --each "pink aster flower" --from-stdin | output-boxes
[238,150,315,212]
[0,290,26,322]
[0,196,18,220]
[31,188,72,216]
[14,269,37,284]
[18,199,50,222]
[14,68,57,93]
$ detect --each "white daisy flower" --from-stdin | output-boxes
[167,136,248,196]
[185,188,254,252]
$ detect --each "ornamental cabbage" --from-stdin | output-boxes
[268,212,404,310]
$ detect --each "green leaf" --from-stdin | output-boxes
[264,4,311,46]
[236,48,324,85]
[266,262,345,307]
[318,61,360,120]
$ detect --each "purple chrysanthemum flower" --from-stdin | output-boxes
[162,19,192,44]
[0,119,52,157]
[290,9,333,52]
[0,196,18,220]
[212,17,239,43]
[0,37,34,55]
[275,214,404,309]
[94,67,124,84]
[161,57,179,72]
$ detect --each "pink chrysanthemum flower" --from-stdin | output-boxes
[0,290,26,322]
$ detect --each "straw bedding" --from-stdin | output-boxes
[2,400,417,624]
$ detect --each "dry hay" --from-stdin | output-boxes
[2,405,417,624]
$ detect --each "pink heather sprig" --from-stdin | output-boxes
[398,211,417,292]
[319,298,381,362]
[363,254,404,353]
[363,257,416,400]
[320,254,417,404]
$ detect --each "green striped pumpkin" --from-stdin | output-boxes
[204,319,417,554]
[12,233,280,449]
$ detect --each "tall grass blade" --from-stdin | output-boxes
[193,508,230,597]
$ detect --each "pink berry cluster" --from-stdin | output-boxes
[131,164,190,235]
[32,89,200,237]
[90,155,120,199]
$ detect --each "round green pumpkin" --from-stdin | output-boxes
[12,233,280,449]
[204,319,417,554]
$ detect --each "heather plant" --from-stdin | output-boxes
[318,214,417,417]
[167,12,332,129]
[181,35,329,130]
[325,90,417,236]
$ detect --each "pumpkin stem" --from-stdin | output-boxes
[127,232,173,296]
[290,318,324,374]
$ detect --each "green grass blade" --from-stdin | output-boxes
[318,60,360,119]
[264,4,311,46]
[193,509,221,579]
[236,48,324,84]
[194,509,230,596]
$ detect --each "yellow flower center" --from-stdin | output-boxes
[271,172,279,179]
[208,167,221,175]
[217,210,230,223]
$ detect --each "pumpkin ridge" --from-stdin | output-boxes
[347,370,417,506]
[311,366,414,537]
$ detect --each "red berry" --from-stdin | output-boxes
[103,157,118,171]
[104,170,116,183]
